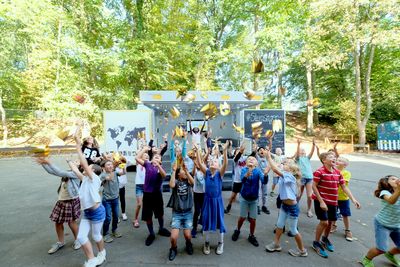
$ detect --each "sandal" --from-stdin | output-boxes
[330,224,337,233]
[345,230,353,242]
[307,210,313,218]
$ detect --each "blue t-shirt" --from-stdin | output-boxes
[278,171,298,201]
[297,156,313,179]
[240,167,264,201]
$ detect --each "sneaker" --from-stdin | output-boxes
[248,235,259,247]
[288,248,308,257]
[359,256,375,267]
[270,191,275,197]
[232,229,240,241]
[48,242,64,254]
[191,228,197,238]
[103,234,114,243]
[122,213,128,221]
[133,219,140,228]
[345,230,353,242]
[83,257,98,267]
[330,224,337,233]
[158,228,171,237]
[384,252,400,267]
[112,231,122,238]
[72,240,81,250]
[168,247,177,261]
[203,242,211,255]
[262,206,270,214]
[265,242,282,252]
[224,204,231,214]
[96,249,106,266]
[118,218,121,223]
[307,210,313,218]
[145,234,155,246]
[185,241,194,255]
[215,242,224,255]
[257,206,261,215]
[312,241,328,258]
[321,236,334,252]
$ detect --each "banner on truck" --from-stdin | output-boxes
[103,109,152,162]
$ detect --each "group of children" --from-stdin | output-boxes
[36,124,400,267]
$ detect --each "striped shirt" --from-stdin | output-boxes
[312,166,344,206]
[376,190,400,228]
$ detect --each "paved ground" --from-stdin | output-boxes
[0,154,399,267]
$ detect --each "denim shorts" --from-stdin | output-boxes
[171,210,193,230]
[338,200,351,217]
[239,196,258,219]
[83,204,105,223]
[273,176,279,185]
[301,178,313,186]
[276,203,299,236]
[136,184,144,197]
[374,217,400,252]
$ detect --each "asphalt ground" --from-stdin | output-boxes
[0,154,399,267]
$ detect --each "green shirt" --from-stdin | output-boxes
[376,190,400,228]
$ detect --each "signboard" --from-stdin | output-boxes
[377,120,400,151]
[103,110,152,162]
[243,109,286,154]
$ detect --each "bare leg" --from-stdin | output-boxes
[315,220,328,241]
[55,223,65,243]
[294,233,305,251]
[135,196,142,220]
[343,216,350,230]
[81,242,95,260]
[68,221,79,239]
[323,221,333,238]
[236,217,246,231]
[365,247,384,261]
[274,227,284,245]
[183,229,191,241]
[305,183,313,212]
[170,229,179,248]
[388,247,400,255]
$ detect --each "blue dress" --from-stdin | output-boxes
[201,169,226,233]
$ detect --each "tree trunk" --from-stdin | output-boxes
[253,11,259,92]
[0,94,8,147]
[306,62,314,135]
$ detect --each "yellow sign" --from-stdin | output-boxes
[221,95,230,100]
[152,94,162,100]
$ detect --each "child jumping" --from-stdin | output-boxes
[225,144,246,214]
[360,175,400,267]
[265,150,307,257]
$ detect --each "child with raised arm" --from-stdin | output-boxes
[166,163,195,261]
[255,136,272,215]
[191,147,207,238]
[224,143,247,214]
[312,152,361,258]
[231,156,266,247]
[195,141,229,255]
[35,157,81,254]
[360,175,400,267]
[295,138,315,218]
[135,146,170,246]
[330,156,354,241]
[69,128,106,267]
[265,150,307,257]
[270,147,286,196]
[132,152,149,228]
[189,118,207,148]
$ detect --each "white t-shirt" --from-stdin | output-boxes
[79,174,102,210]
[116,167,127,189]
[192,132,201,146]
[193,170,205,193]
[233,156,247,183]
[135,164,145,185]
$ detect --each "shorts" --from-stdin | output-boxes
[273,176,279,185]
[239,196,258,219]
[276,195,282,209]
[314,200,338,221]
[232,182,242,193]
[171,210,193,229]
[374,217,400,252]
[337,199,351,217]
[136,184,144,197]
[276,203,299,236]
[301,178,313,186]
[142,191,164,221]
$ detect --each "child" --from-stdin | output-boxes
[81,136,101,165]
[135,146,170,246]
[231,156,266,247]
[360,175,400,267]
[312,152,361,258]
[265,151,307,257]
[330,157,353,241]
[225,144,246,214]
[100,159,126,243]
[133,152,149,228]
[270,147,285,196]
[189,119,207,148]
[295,138,315,218]
[69,129,106,267]
[195,141,229,255]
[255,140,272,215]
[35,157,81,254]
[116,156,128,221]
[192,148,207,238]
[166,163,195,261]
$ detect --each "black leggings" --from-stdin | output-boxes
[119,187,126,213]
[193,192,205,230]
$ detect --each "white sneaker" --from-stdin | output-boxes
[203,242,210,255]
[48,242,64,254]
[96,249,106,266]
[83,257,97,267]
[73,240,81,250]
[215,242,224,255]
[122,213,128,221]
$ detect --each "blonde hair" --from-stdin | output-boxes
[337,156,349,166]
[285,159,302,180]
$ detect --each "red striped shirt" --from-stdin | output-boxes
[312,166,344,206]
